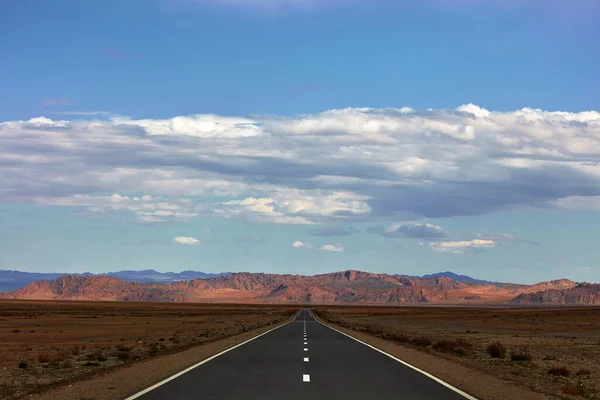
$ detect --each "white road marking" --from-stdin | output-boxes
[124,311,301,400]
[309,310,478,400]
[303,374,311,382]
[304,357,309,362]
[304,342,307,345]
[304,348,308,351]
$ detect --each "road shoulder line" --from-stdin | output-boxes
[310,310,478,400]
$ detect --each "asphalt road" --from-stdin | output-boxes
[127,309,475,400]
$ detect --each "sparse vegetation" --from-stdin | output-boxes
[486,341,507,358]
[1,300,295,399]
[510,347,533,362]
[83,361,100,367]
[314,306,600,400]
[432,339,473,355]
[548,367,570,377]
[562,383,583,396]
[576,368,591,376]
[410,336,432,347]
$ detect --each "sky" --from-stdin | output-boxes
[0,0,599,284]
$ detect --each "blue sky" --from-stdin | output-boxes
[0,0,599,283]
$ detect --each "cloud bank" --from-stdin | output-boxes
[1,105,599,226]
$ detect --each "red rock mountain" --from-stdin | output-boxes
[2,270,596,305]
[511,283,600,305]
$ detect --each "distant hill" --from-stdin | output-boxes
[0,269,230,292]
[400,271,494,284]
[1,269,591,305]
[511,282,600,305]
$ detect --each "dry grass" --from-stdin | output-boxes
[0,300,295,399]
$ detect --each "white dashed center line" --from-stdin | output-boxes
[304,357,309,362]
[303,374,310,382]
[304,342,307,345]
[304,348,308,351]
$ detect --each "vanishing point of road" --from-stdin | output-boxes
[126,309,476,400]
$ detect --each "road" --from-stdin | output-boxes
[127,309,475,400]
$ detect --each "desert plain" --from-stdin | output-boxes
[0,300,295,399]
[2,300,600,399]
[314,306,600,399]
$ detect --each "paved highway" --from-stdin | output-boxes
[127,309,476,400]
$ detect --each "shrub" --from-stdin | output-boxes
[83,361,100,367]
[60,360,73,369]
[486,341,507,358]
[37,353,51,363]
[433,339,472,354]
[389,333,411,343]
[548,367,570,377]
[510,347,532,362]
[576,368,591,376]
[410,337,432,347]
[18,360,28,369]
[117,352,130,361]
[562,384,582,396]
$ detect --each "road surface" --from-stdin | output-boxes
[127,309,475,400]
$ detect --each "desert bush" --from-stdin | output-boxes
[37,353,52,363]
[18,360,28,369]
[83,361,100,367]
[486,341,507,358]
[576,368,591,376]
[548,367,570,377]
[117,352,130,361]
[12,329,20,333]
[37,352,59,364]
[510,347,533,362]
[389,333,411,343]
[548,366,571,377]
[562,384,582,396]
[60,360,73,369]
[117,345,131,352]
[433,339,472,354]
[88,351,107,362]
[410,337,432,347]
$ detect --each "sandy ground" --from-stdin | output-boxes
[313,307,600,400]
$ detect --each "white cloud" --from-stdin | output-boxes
[429,239,496,253]
[173,236,200,245]
[293,241,312,248]
[368,222,446,238]
[319,244,345,252]
[293,241,344,252]
[1,104,599,226]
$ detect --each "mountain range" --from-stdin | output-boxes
[1,269,598,305]
[0,269,231,292]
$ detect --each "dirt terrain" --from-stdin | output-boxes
[0,300,296,399]
[313,306,600,399]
